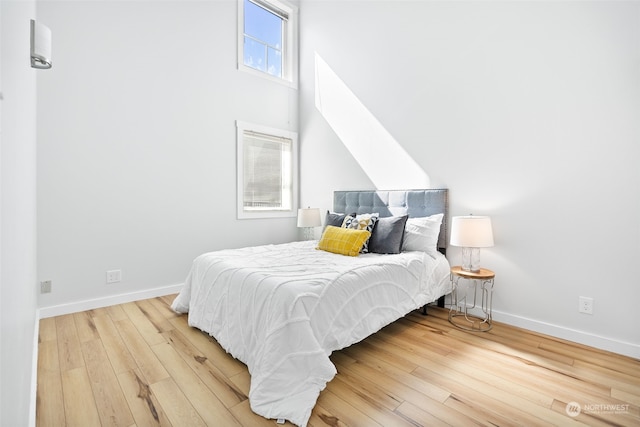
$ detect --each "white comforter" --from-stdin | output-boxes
[171,240,450,426]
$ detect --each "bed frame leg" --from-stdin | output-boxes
[421,296,446,316]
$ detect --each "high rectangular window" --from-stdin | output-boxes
[238,0,298,87]
[243,0,283,77]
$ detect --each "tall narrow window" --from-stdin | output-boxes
[237,121,298,219]
[238,0,298,87]
[243,0,283,77]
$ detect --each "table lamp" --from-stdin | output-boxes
[297,208,321,240]
[450,215,494,272]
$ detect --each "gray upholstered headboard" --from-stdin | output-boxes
[333,189,449,252]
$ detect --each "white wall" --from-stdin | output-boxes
[37,0,299,310]
[300,1,640,357]
[1,0,39,424]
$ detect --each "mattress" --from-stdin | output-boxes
[171,239,451,426]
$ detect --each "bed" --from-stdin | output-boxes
[171,189,450,426]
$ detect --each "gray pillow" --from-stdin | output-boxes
[324,211,355,229]
[369,215,409,254]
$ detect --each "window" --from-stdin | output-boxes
[236,121,298,219]
[238,0,298,87]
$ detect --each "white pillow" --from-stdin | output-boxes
[402,213,444,255]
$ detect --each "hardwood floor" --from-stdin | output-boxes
[37,295,640,426]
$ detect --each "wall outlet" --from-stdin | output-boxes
[40,280,52,293]
[106,270,122,284]
[579,296,593,314]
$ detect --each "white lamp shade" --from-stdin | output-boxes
[450,216,494,248]
[297,208,322,228]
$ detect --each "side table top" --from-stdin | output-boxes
[451,266,495,280]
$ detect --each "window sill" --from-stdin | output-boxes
[238,64,298,89]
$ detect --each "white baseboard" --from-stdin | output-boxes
[38,283,183,319]
[492,310,640,360]
[36,286,639,359]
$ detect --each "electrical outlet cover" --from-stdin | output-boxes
[106,270,122,284]
[579,296,593,314]
[40,280,52,293]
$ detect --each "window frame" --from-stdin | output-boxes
[236,120,299,220]
[237,0,299,88]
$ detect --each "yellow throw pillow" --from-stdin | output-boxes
[317,225,371,257]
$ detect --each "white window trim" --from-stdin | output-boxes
[237,0,299,89]
[236,120,298,220]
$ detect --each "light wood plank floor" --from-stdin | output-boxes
[37,295,640,426]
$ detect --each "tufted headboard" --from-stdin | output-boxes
[333,189,449,252]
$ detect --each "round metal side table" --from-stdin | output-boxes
[448,266,495,332]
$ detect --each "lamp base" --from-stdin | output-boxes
[461,247,481,272]
[302,227,315,241]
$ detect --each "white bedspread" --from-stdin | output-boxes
[171,240,450,426]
